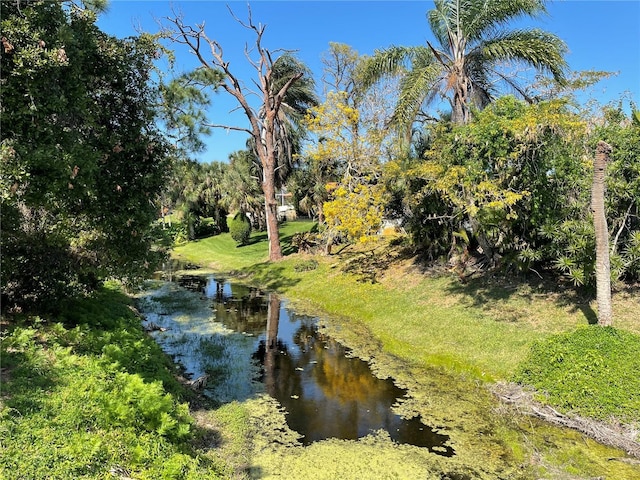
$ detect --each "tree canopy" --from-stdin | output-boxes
[1,0,170,310]
[360,0,568,129]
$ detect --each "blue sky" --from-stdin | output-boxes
[97,1,640,163]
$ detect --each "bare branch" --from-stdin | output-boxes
[612,200,635,254]
[201,123,253,135]
[273,72,304,113]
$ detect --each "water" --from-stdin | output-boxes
[142,275,453,454]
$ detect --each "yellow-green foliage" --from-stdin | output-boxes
[304,90,387,182]
[304,90,388,245]
[323,183,385,243]
[417,97,586,225]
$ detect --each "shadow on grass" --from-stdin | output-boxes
[441,270,598,325]
[238,263,302,292]
[241,222,315,257]
[338,243,419,283]
[246,231,268,245]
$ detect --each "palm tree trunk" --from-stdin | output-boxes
[592,140,613,326]
[451,61,470,125]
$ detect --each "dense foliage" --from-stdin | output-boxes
[163,159,229,241]
[385,96,640,287]
[514,326,640,423]
[1,1,170,311]
[228,212,252,246]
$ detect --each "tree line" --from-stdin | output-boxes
[2,0,638,314]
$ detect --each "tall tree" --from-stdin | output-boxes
[1,0,170,311]
[360,0,568,128]
[592,141,613,326]
[164,7,311,261]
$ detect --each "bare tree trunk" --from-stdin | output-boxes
[592,140,613,326]
[316,202,324,224]
[263,165,283,261]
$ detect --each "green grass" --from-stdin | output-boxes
[0,285,228,479]
[172,220,317,271]
[514,326,640,422]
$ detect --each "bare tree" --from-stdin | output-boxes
[164,6,306,261]
[592,140,613,326]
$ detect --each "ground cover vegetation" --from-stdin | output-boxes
[2,0,639,478]
[0,284,233,479]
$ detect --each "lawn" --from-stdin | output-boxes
[173,219,317,271]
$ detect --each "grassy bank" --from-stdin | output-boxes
[171,222,640,478]
[0,284,236,479]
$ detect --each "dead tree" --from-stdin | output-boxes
[165,6,304,261]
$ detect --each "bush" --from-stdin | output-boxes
[228,213,251,246]
[514,326,640,423]
[2,234,89,311]
[195,219,220,239]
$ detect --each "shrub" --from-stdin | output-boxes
[514,326,640,423]
[228,213,251,246]
[291,232,321,253]
[195,219,220,239]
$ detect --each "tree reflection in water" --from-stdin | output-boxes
[227,286,453,454]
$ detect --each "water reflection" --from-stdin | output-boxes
[187,276,454,454]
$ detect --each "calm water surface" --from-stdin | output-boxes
[152,273,453,454]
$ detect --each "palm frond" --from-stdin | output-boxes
[480,28,568,83]
[393,62,443,131]
[428,0,456,50]
[466,0,548,41]
[359,46,425,91]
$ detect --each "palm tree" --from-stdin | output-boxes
[592,141,613,326]
[222,149,266,230]
[361,0,568,127]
